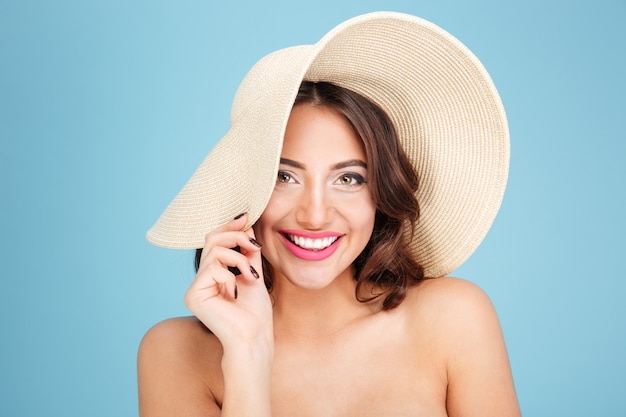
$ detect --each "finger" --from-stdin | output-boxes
[203,230,257,252]
[202,231,261,263]
[199,245,259,286]
[200,245,248,272]
[227,246,242,276]
[188,262,238,304]
[242,228,264,283]
[228,252,261,284]
[208,265,238,300]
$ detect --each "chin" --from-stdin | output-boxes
[280,264,354,292]
[286,275,335,291]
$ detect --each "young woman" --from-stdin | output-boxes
[138,12,521,417]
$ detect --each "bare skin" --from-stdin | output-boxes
[138,277,518,416]
[138,105,521,416]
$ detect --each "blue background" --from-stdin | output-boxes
[1,1,624,415]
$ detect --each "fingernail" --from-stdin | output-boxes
[234,285,238,299]
[233,213,245,220]
[250,265,260,279]
[249,237,262,248]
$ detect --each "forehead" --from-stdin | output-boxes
[281,104,366,162]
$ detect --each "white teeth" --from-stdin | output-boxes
[289,234,338,250]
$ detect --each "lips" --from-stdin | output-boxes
[287,234,339,250]
[280,230,343,261]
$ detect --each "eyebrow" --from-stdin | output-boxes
[279,158,367,170]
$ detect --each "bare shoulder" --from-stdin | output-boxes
[408,276,497,317]
[405,277,521,416]
[139,315,221,356]
[406,277,503,352]
[138,317,223,416]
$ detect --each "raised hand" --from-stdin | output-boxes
[184,214,273,352]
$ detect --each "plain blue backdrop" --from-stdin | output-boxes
[1,0,624,415]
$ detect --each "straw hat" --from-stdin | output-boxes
[147,11,509,278]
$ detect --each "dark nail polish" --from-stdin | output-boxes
[228,266,241,276]
[250,265,260,279]
[234,285,238,300]
[227,246,242,276]
[233,213,245,220]
[249,237,262,248]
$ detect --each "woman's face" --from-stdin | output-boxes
[253,104,376,290]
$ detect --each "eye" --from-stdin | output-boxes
[276,171,293,184]
[336,173,366,186]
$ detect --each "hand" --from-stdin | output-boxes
[184,214,273,351]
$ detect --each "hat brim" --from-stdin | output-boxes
[146,12,509,278]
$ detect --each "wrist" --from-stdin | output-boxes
[221,334,274,373]
[220,338,274,417]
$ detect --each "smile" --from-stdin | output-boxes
[287,234,339,250]
[280,231,343,261]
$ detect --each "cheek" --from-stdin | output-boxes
[344,195,376,236]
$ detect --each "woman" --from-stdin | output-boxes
[138,12,521,416]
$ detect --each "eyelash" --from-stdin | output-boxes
[336,173,366,186]
[275,171,367,186]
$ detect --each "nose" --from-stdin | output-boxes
[295,181,333,229]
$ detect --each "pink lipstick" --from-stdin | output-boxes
[280,230,343,261]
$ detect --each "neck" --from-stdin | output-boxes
[271,268,378,339]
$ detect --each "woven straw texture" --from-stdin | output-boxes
[147,12,509,278]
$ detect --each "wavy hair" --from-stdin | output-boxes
[196,81,425,310]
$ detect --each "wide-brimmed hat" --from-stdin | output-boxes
[147,11,509,278]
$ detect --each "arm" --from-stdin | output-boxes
[431,278,521,417]
[138,214,274,417]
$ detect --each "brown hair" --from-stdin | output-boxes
[196,81,425,309]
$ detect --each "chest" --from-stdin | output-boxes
[270,325,447,417]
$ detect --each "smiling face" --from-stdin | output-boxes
[253,104,376,290]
